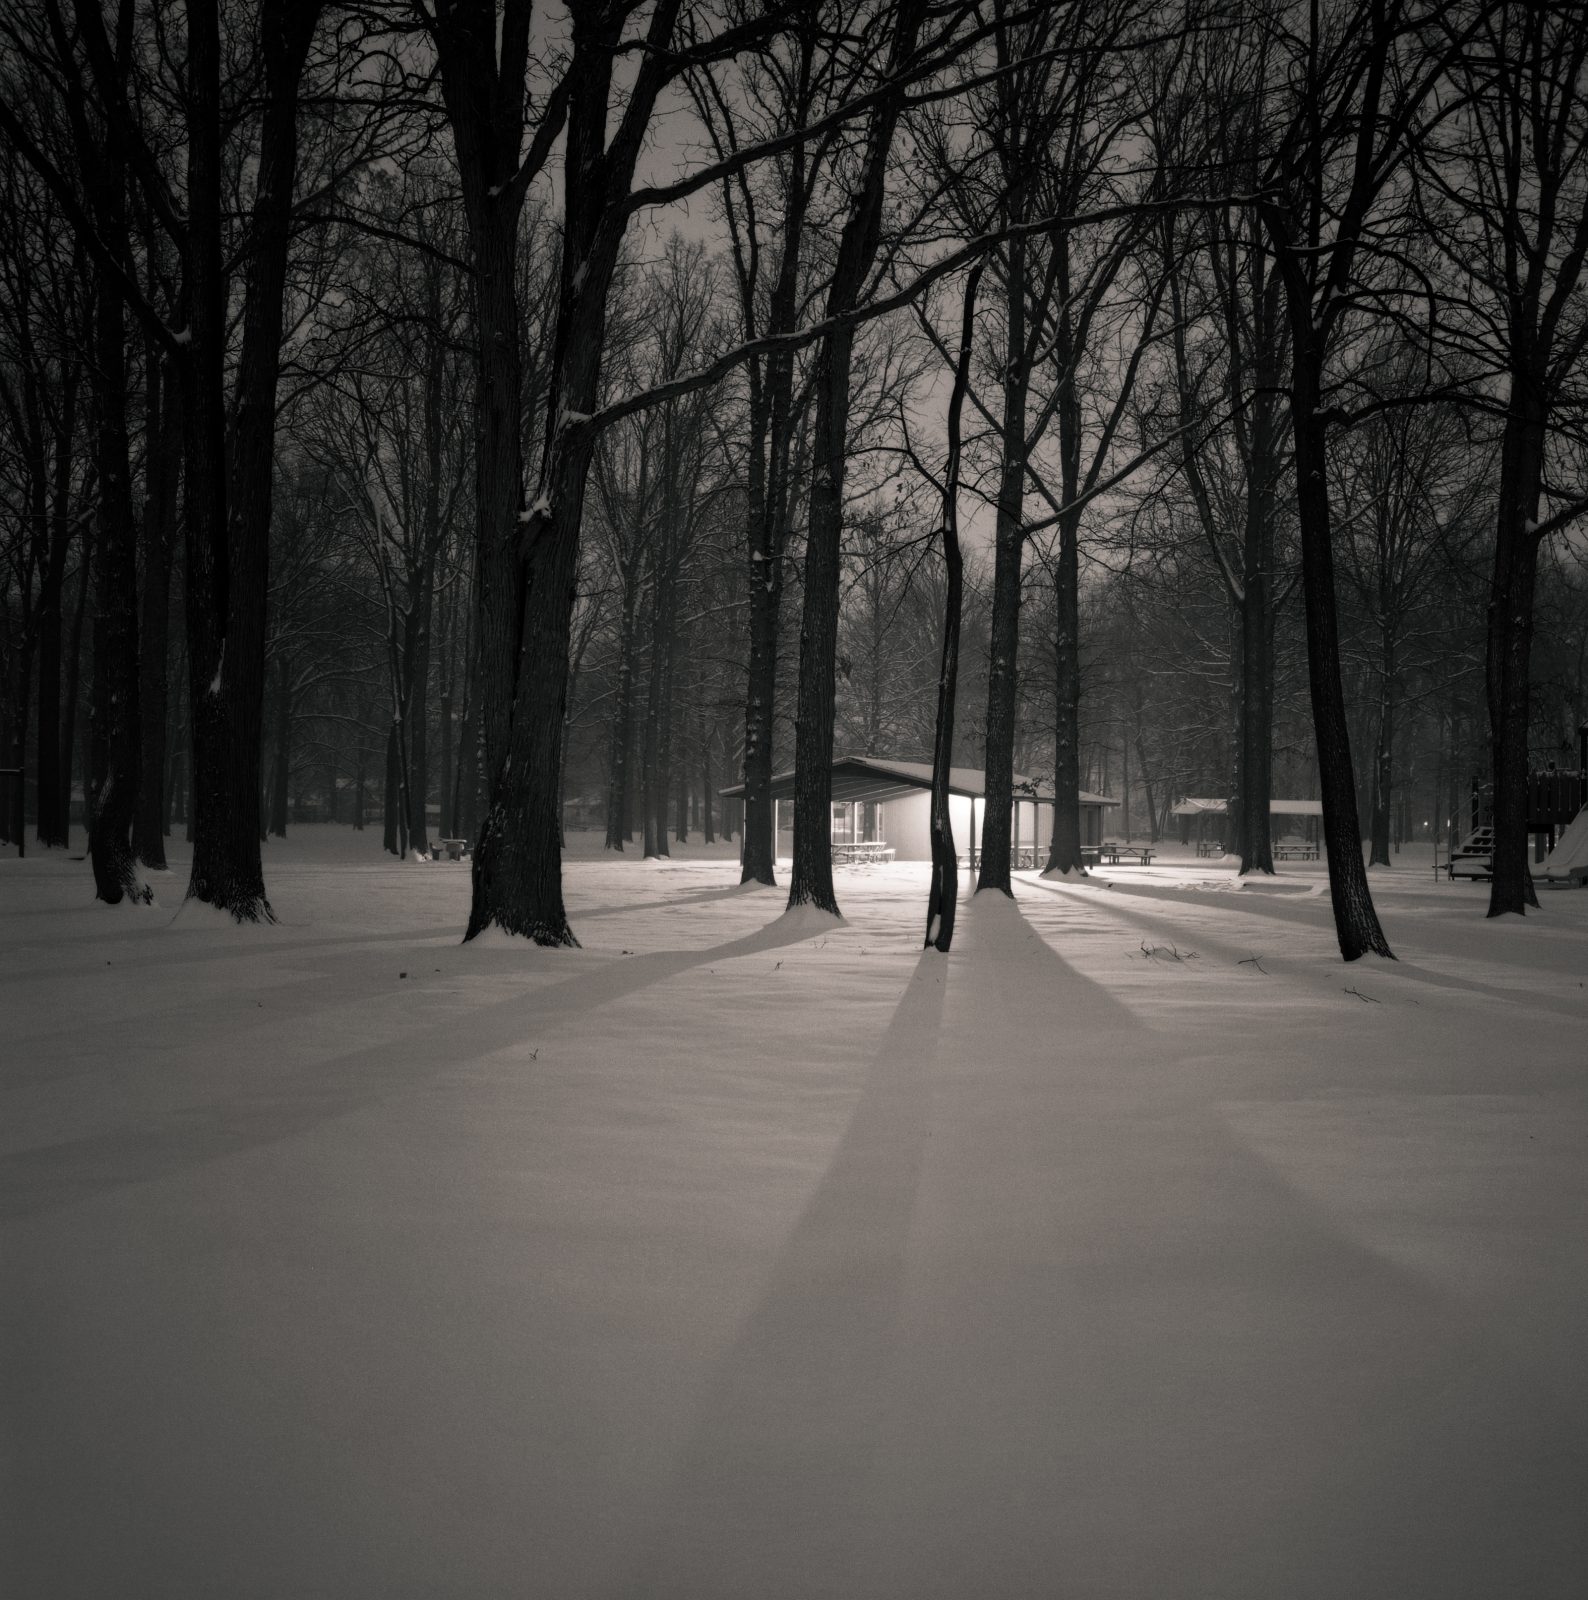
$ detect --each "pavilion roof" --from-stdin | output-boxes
[719,754,1117,807]
[1169,797,1324,817]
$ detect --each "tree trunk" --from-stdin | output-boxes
[1238,355,1279,875]
[788,328,853,915]
[35,378,77,849]
[1368,632,1394,867]
[465,425,592,943]
[641,570,669,859]
[788,0,924,914]
[1486,398,1547,917]
[926,265,980,951]
[1291,373,1393,960]
[269,660,290,838]
[406,602,432,856]
[672,701,688,845]
[134,354,179,869]
[977,230,1029,895]
[738,482,783,883]
[383,721,406,856]
[438,689,453,838]
[1045,509,1085,873]
[181,0,318,923]
[86,239,148,903]
[701,726,715,844]
[605,570,639,849]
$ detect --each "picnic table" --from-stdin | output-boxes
[1195,838,1223,857]
[1273,843,1318,861]
[438,837,470,860]
[963,845,1051,870]
[831,841,895,866]
[1100,843,1154,865]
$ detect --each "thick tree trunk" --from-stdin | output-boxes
[35,382,76,849]
[788,328,854,915]
[182,0,318,923]
[134,355,178,869]
[734,134,807,889]
[925,265,979,951]
[1292,379,1393,959]
[86,257,147,904]
[738,496,783,883]
[1486,400,1546,917]
[977,236,1029,896]
[383,721,406,856]
[788,0,923,913]
[466,429,591,943]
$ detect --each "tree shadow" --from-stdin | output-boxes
[0,909,838,1223]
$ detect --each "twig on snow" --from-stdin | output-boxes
[1140,940,1199,962]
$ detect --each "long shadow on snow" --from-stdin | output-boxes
[1024,877,1588,1020]
[623,894,1586,1599]
[0,911,833,1223]
[0,880,768,988]
[622,893,1147,1596]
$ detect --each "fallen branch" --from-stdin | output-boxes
[1238,954,1268,974]
[1140,941,1199,962]
[1343,986,1381,1003]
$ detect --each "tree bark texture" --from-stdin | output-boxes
[86,259,147,904]
[976,237,1028,896]
[181,0,319,922]
[34,372,77,848]
[788,0,925,915]
[1291,379,1393,960]
[926,266,980,951]
[134,354,178,869]
[1486,400,1547,917]
[605,565,639,849]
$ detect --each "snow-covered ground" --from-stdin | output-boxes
[4,827,1587,1598]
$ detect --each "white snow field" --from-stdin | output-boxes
[4,828,1587,1599]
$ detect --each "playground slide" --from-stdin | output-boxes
[1540,805,1588,884]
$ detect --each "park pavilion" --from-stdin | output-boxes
[720,754,1118,866]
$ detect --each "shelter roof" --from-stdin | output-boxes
[1170,797,1324,817]
[719,754,1117,807]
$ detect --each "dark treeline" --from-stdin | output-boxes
[2,0,1586,958]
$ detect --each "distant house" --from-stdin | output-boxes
[719,754,1118,862]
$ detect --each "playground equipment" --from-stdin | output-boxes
[1539,807,1588,886]
[1442,721,1588,883]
